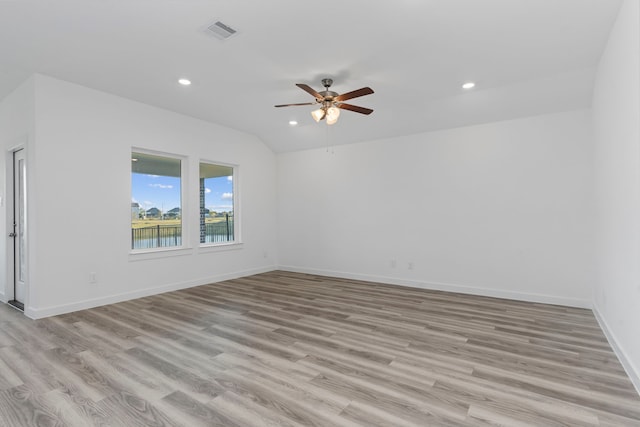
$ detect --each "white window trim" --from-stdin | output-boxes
[129,247,194,261]
[198,242,244,254]
[198,160,241,247]
[130,148,188,255]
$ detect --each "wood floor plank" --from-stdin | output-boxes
[124,347,224,401]
[42,385,116,427]
[214,367,361,427]
[0,345,65,396]
[0,355,23,391]
[213,350,321,382]
[95,390,180,427]
[471,365,640,420]
[339,399,433,427]
[0,271,638,426]
[432,374,602,426]
[0,384,70,427]
[226,363,351,414]
[159,390,242,427]
[208,390,306,427]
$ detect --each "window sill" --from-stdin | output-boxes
[129,247,194,262]
[198,242,244,254]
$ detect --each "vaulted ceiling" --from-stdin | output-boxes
[0,0,622,152]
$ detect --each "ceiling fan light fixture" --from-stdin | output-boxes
[326,106,340,125]
[311,108,325,122]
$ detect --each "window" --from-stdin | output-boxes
[200,162,235,245]
[131,151,182,250]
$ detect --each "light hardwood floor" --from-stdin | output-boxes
[0,271,639,426]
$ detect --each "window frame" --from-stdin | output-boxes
[130,148,188,255]
[198,159,240,248]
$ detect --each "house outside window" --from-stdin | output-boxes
[131,151,183,250]
[200,162,236,245]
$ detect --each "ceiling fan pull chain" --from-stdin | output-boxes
[326,121,330,153]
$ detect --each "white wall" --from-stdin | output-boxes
[0,77,34,303]
[592,0,640,392]
[24,75,277,318]
[278,109,594,307]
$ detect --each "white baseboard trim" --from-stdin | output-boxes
[277,265,592,309]
[593,304,640,396]
[25,266,277,319]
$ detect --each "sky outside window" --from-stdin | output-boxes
[131,173,181,214]
[203,175,233,214]
[131,172,233,214]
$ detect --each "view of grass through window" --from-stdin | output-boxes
[131,152,182,249]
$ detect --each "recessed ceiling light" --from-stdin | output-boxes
[289,120,298,126]
[178,78,192,86]
[462,82,475,89]
[131,158,138,162]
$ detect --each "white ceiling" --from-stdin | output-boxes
[0,0,622,153]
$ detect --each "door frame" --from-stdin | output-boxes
[5,142,28,312]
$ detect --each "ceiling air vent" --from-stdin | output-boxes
[203,20,238,40]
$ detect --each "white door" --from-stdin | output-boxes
[11,149,26,307]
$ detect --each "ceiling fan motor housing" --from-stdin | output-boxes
[319,91,338,102]
[319,78,337,102]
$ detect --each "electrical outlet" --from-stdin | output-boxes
[89,272,97,284]
[408,262,414,270]
[391,259,396,268]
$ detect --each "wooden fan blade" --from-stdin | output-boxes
[274,102,316,107]
[337,103,374,115]
[334,87,374,102]
[296,83,323,99]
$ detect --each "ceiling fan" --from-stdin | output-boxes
[275,78,374,125]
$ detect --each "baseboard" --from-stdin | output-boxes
[277,265,592,309]
[25,266,277,319]
[593,304,640,396]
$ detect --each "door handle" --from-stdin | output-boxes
[8,232,16,238]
